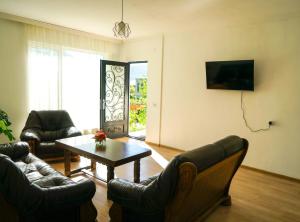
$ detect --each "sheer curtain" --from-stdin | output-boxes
[61,49,102,130]
[26,25,108,131]
[28,45,59,110]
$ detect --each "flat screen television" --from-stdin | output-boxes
[206,60,254,91]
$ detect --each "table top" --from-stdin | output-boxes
[55,135,152,167]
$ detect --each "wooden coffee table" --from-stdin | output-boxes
[55,135,152,183]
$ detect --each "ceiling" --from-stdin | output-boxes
[0,0,299,39]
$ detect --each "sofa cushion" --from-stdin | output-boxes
[36,142,64,158]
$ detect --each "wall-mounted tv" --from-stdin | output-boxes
[206,60,254,91]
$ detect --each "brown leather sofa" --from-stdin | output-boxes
[20,110,81,160]
[0,142,97,222]
[108,135,248,222]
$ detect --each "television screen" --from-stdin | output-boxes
[206,60,254,91]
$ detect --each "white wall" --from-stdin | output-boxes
[0,18,121,142]
[122,17,300,179]
[0,19,27,143]
[120,35,163,144]
[1,15,299,179]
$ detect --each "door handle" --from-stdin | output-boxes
[102,99,106,110]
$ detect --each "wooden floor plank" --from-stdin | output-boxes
[50,138,300,222]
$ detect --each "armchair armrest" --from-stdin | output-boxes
[20,129,41,142]
[108,178,147,209]
[64,126,82,138]
[41,179,96,210]
[0,142,29,159]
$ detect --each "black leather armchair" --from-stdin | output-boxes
[20,110,81,160]
[0,142,97,222]
[108,136,248,222]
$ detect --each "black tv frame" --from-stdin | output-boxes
[205,60,254,91]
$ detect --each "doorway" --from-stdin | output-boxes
[128,62,148,140]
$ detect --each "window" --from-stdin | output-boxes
[28,43,103,131]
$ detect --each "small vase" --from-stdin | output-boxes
[95,139,106,149]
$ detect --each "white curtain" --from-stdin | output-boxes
[28,45,59,110]
[61,49,101,130]
[26,25,108,131]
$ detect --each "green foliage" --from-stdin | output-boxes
[0,109,15,141]
[129,79,147,132]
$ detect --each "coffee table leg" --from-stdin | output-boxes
[107,166,115,182]
[91,160,96,171]
[134,159,140,183]
[64,150,71,177]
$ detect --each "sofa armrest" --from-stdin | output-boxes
[0,142,29,160]
[108,178,147,209]
[41,179,95,209]
[64,126,82,138]
[20,129,41,142]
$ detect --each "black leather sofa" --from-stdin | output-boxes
[20,110,82,160]
[108,135,248,222]
[0,142,97,222]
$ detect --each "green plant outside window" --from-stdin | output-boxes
[129,79,147,132]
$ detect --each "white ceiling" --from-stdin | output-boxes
[0,0,299,39]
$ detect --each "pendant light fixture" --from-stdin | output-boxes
[113,0,131,38]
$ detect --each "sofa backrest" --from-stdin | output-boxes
[143,135,248,214]
[176,135,245,172]
[165,136,248,222]
[23,110,75,131]
[0,142,29,160]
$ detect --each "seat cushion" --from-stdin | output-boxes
[14,153,75,188]
[36,142,64,158]
[22,154,74,188]
[15,153,61,183]
[38,129,66,142]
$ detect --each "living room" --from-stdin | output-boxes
[0,0,300,221]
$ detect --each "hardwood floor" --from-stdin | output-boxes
[50,138,300,222]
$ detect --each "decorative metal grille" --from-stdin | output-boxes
[105,65,125,122]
